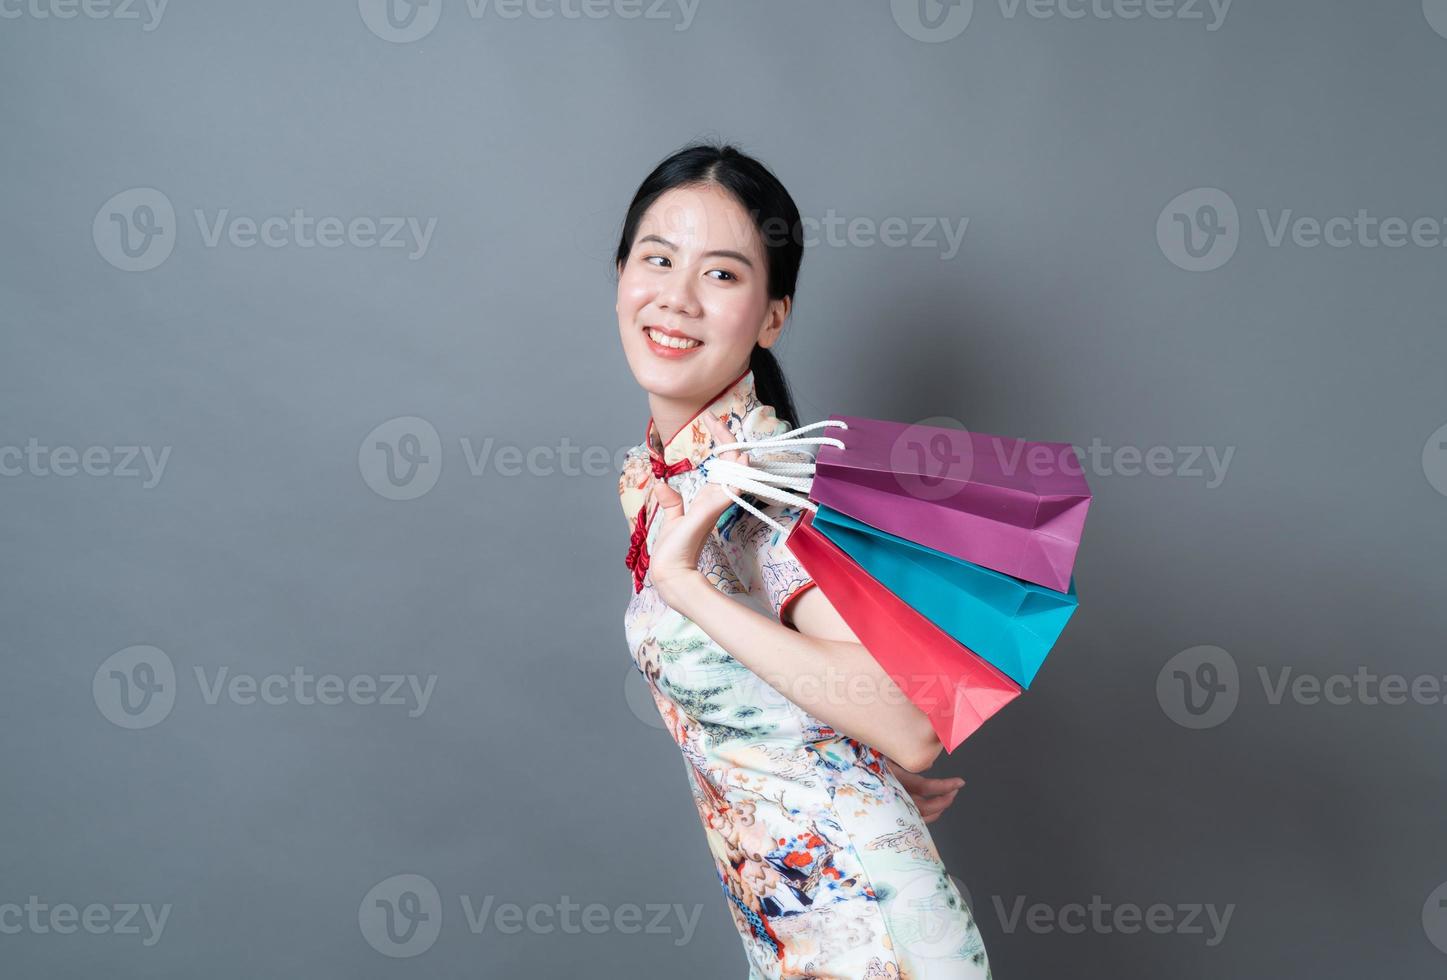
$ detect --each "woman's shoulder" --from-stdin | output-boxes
[714,416,818,553]
[734,400,792,443]
[617,442,652,527]
[617,441,650,481]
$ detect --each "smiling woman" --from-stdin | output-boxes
[612,142,991,979]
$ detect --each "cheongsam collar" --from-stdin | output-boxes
[620,366,778,592]
[644,365,758,473]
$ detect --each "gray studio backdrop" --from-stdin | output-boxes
[3,0,1445,977]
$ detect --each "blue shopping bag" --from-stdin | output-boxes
[810,504,1078,689]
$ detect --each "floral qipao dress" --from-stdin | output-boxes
[619,368,991,979]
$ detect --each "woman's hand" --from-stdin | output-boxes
[890,764,966,824]
[648,412,747,609]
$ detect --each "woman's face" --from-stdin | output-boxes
[617,183,788,405]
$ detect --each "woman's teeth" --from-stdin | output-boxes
[647,328,701,349]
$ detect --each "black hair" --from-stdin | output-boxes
[614,142,804,428]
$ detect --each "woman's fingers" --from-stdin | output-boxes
[891,765,966,823]
[916,788,959,823]
[906,774,966,797]
[647,412,751,586]
[915,784,961,816]
[653,477,685,523]
[892,763,958,793]
[701,412,744,462]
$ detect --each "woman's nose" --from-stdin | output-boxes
[655,268,700,316]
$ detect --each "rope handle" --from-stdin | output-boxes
[698,418,848,534]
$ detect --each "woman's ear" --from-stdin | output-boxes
[757,295,791,349]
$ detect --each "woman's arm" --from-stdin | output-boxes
[648,412,943,772]
[656,574,943,771]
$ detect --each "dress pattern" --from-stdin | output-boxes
[620,368,992,979]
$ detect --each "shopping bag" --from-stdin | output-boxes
[810,504,1077,689]
[785,509,1021,752]
[805,416,1091,593]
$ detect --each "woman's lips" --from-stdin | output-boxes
[643,326,704,358]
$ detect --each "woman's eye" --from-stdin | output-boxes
[640,255,733,281]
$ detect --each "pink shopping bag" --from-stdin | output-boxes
[807,415,1091,593]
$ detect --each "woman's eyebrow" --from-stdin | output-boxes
[637,234,754,269]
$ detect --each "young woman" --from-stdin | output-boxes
[616,143,992,979]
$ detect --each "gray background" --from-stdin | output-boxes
[3,0,1446,976]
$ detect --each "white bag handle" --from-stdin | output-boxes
[698,418,849,534]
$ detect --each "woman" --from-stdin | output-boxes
[617,143,991,979]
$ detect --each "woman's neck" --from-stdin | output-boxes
[647,391,708,450]
[646,364,750,451]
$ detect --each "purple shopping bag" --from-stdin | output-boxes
[808,415,1090,593]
